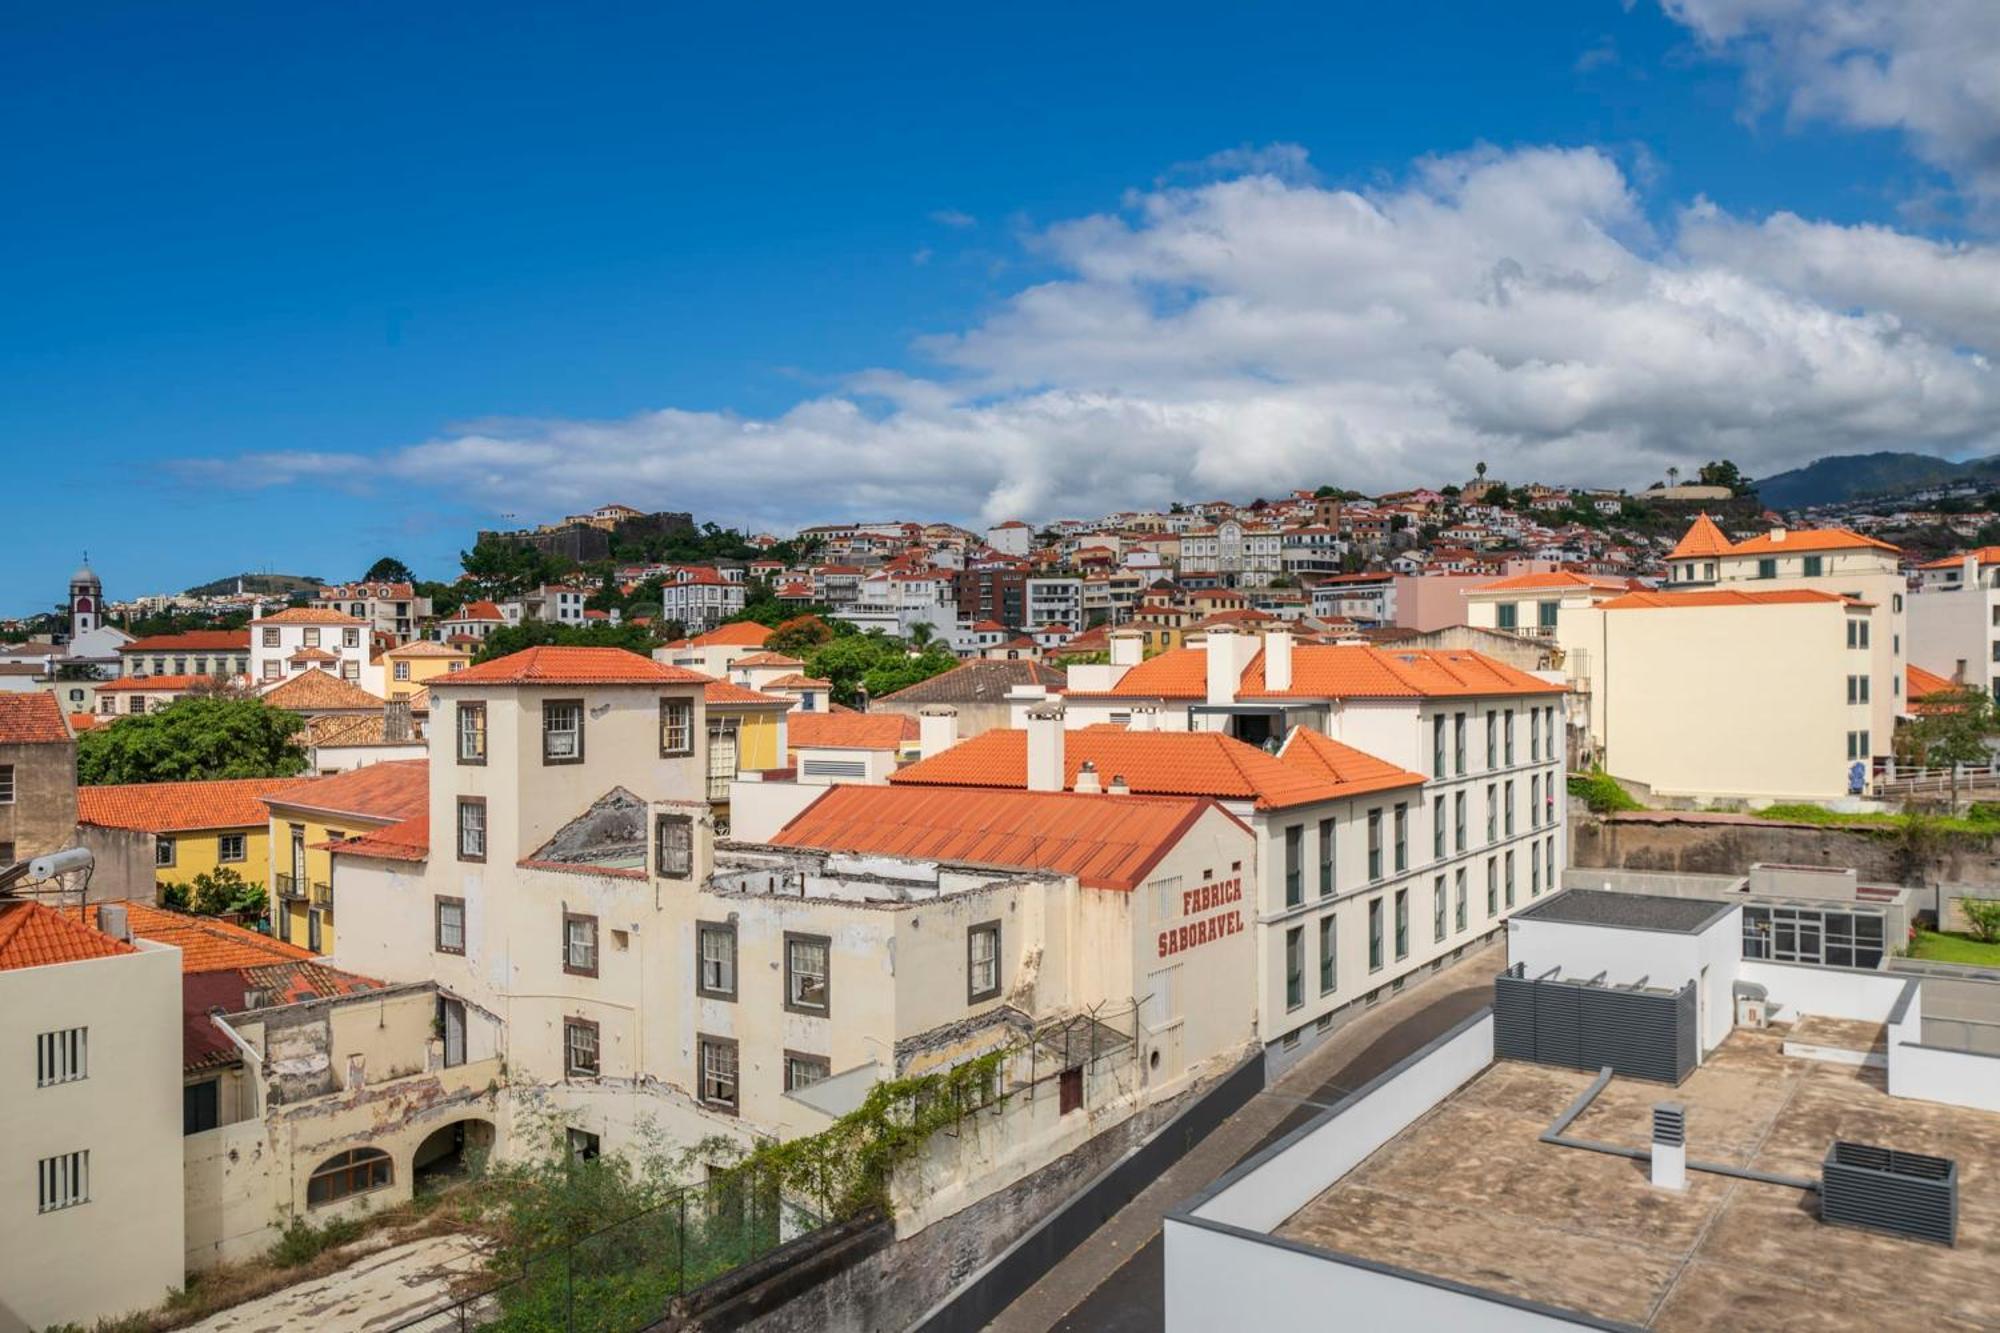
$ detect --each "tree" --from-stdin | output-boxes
[1475,461,1487,482]
[364,556,415,583]
[77,697,307,785]
[1666,466,1680,489]
[907,622,938,649]
[804,634,956,706]
[768,615,835,657]
[1697,459,1753,496]
[460,538,574,599]
[472,620,658,664]
[1900,687,2000,812]
[159,866,266,918]
[1960,899,2000,944]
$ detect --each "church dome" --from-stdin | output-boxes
[71,562,100,587]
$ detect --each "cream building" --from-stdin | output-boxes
[0,900,184,1332]
[1908,547,2000,700]
[249,606,379,691]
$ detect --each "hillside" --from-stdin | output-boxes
[183,572,322,598]
[1758,452,2000,509]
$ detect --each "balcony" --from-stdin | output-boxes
[274,874,332,907]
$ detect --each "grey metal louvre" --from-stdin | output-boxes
[1492,963,1536,1062]
[1821,1141,1958,1246]
[1491,970,1697,1084]
[1535,978,1584,1070]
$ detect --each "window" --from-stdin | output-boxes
[37,1027,86,1086]
[1803,555,1823,577]
[1453,712,1466,774]
[656,814,694,878]
[1530,709,1541,762]
[1505,850,1516,906]
[1537,600,1558,630]
[302,627,320,648]
[438,997,467,1068]
[698,1035,739,1112]
[696,922,737,1000]
[1531,846,1542,897]
[38,1150,89,1212]
[1394,888,1409,960]
[1432,715,1446,777]
[659,698,694,756]
[1485,711,1496,768]
[456,702,486,765]
[784,933,830,1015]
[784,1051,831,1092]
[1504,780,1515,836]
[0,764,13,804]
[1455,867,1467,931]
[1433,876,1447,942]
[1485,784,1497,843]
[1487,858,1498,916]
[307,1147,389,1206]
[1497,602,1518,630]
[393,661,411,682]
[1393,803,1408,873]
[1756,557,1777,579]
[456,798,486,862]
[1433,797,1446,859]
[1529,775,1540,828]
[1546,837,1556,891]
[213,832,246,864]
[563,912,599,977]
[434,897,465,954]
[344,628,361,649]
[1847,730,1872,760]
[262,660,281,681]
[563,1018,600,1077]
[155,838,176,868]
[261,627,280,648]
[1368,898,1384,971]
[1504,710,1515,765]
[1318,915,1337,994]
[184,1078,220,1135]
[1317,818,1335,897]
[1285,926,1305,1011]
[1367,809,1383,880]
[543,699,584,764]
[308,910,323,952]
[567,1129,601,1162]
[1453,791,1466,852]
[1284,825,1303,907]
[968,921,1001,1003]
[1848,618,1869,649]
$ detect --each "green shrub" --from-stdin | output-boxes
[269,1215,363,1267]
[1567,770,1641,815]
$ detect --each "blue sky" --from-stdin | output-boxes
[5,0,1998,613]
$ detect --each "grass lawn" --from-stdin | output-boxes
[1910,929,2000,967]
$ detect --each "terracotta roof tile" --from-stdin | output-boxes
[1908,664,1957,705]
[1667,513,1734,560]
[703,679,791,707]
[1725,526,1900,557]
[0,900,134,971]
[1094,643,1565,700]
[436,646,709,687]
[772,785,1230,892]
[328,814,430,862]
[733,652,805,668]
[687,622,775,647]
[788,712,917,752]
[264,760,429,823]
[383,640,470,659]
[259,669,385,711]
[80,776,316,832]
[95,674,208,694]
[1918,547,2000,571]
[890,728,1355,810]
[1473,571,1638,593]
[1277,728,1430,799]
[120,630,250,654]
[252,606,369,626]
[878,660,1068,703]
[1597,589,1861,611]
[0,693,72,744]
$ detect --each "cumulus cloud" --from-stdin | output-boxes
[185,143,2000,529]
[928,208,977,228]
[1660,0,2000,202]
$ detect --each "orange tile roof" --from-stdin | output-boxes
[1093,644,1565,700]
[1668,513,1734,560]
[703,678,791,707]
[0,900,134,971]
[1276,728,1431,798]
[264,759,429,823]
[383,640,470,659]
[253,606,369,626]
[1473,570,1637,593]
[80,776,315,833]
[772,785,1230,892]
[68,712,102,733]
[1597,589,1861,611]
[328,814,430,862]
[96,674,207,694]
[449,600,507,621]
[1908,664,1956,700]
[766,673,833,689]
[1725,527,1900,557]
[286,646,339,663]
[1918,547,2000,571]
[787,712,917,752]
[685,622,773,648]
[0,693,72,744]
[111,901,318,972]
[890,728,1356,810]
[121,630,250,653]
[436,645,709,687]
[733,651,805,668]
[259,668,385,711]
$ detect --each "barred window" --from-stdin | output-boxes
[37,1150,89,1212]
[36,1028,87,1086]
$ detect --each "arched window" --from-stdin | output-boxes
[307,1147,392,1206]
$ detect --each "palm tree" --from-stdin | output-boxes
[908,622,937,650]
[1667,466,1680,489]
[1475,461,1487,482]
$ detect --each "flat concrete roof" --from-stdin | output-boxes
[1513,888,1734,935]
[1276,1029,2000,1329]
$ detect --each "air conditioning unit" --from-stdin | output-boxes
[1736,997,1768,1029]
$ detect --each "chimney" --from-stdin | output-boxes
[1107,774,1130,796]
[1026,705,1066,792]
[1129,704,1157,733]
[1206,626,1240,707]
[1651,1102,1687,1191]
[1109,628,1144,668]
[384,699,412,743]
[919,705,958,760]
[1769,528,1787,543]
[1074,760,1101,794]
[1966,553,1980,587]
[95,903,130,943]
[1265,627,1294,693]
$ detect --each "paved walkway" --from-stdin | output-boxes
[987,944,1506,1333]
[183,1232,488,1333]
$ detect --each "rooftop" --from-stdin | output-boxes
[787,711,916,752]
[1274,1031,2000,1328]
[877,659,1068,703]
[1598,589,1867,611]
[0,900,134,971]
[263,759,429,824]
[1726,526,1901,557]
[1086,643,1566,701]
[1513,888,1735,934]
[80,776,315,833]
[121,630,250,653]
[0,693,72,745]
[251,606,368,626]
[435,645,709,687]
[260,668,385,711]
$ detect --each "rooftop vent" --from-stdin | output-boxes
[1821,1141,1957,1247]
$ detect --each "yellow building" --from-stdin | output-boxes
[77,777,314,901]
[262,760,429,953]
[700,678,790,836]
[381,640,472,701]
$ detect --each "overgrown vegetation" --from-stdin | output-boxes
[471,619,663,664]
[1755,802,2000,835]
[157,866,265,918]
[1566,769,1642,814]
[1958,899,2000,945]
[76,696,307,785]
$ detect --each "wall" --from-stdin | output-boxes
[1391,574,1506,632]
[1507,910,1740,1054]
[1907,582,1989,694]
[0,941,185,1332]
[74,822,160,903]
[154,823,272,897]
[0,736,76,863]
[1739,961,1911,1025]
[1571,812,2000,886]
[726,778,826,844]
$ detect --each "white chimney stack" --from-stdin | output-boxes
[1110,628,1144,668]
[1206,626,1240,707]
[1129,705,1157,733]
[1651,1103,1686,1191]
[1264,627,1294,693]
[1026,705,1066,792]
[919,705,959,760]
[1073,760,1101,794]
[1107,774,1130,795]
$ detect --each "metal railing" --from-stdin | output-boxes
[274,873,305,901]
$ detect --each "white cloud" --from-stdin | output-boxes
[928,209,977,228]
[185,143,2000,529]
[1660,0,2000,202]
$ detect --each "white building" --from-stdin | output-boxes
[1026,577,1084,631]
[656,569,747,633]
[248,606,379,692]
[1908,547,2000,701]
[312,581,432,640]
[1179,519,1283,589]
[985,521,1034,557]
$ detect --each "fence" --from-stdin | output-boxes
[390,1166,819,1333]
